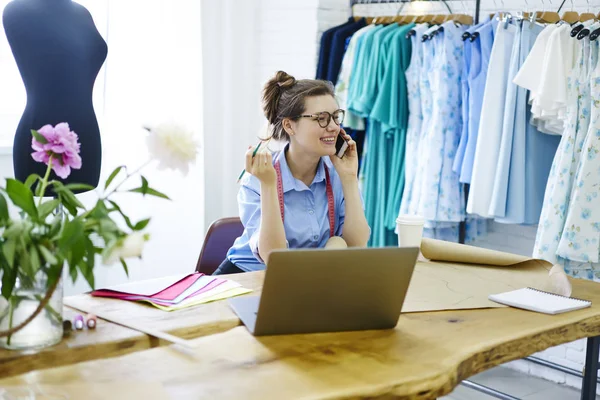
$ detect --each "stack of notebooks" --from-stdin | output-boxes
[91,273,252,311]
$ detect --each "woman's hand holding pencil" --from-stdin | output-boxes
[238,141,276,185]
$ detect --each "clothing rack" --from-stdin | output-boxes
[349,0,482,24]
[345,4,599,399]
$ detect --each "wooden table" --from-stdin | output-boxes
[0,271,263,378]
[2,276,600,400]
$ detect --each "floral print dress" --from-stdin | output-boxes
[533,36,600,282]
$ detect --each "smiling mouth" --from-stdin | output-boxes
[320,137,335,144]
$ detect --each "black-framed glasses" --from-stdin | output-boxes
[292,109,345,128]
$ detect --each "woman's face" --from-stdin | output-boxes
[286,95,343,158]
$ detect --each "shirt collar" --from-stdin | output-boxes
[276,143,327,193]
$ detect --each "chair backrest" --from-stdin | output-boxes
[195,217,244,275]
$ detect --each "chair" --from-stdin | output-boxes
[195,217,244,275]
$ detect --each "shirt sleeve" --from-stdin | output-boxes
[237,181,264,262]
[238,177,289,262]
[335,186,368,237]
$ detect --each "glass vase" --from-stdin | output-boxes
[0,274,63,350]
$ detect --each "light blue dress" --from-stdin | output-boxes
[460,18,498,184]
[414,22,466,241]
[491,21,561,224]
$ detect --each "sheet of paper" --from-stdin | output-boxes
[420,238,552,267]
[401,259,554,313]
[94,273,196,296]
[117,276,222,304]
[151,287,253,311]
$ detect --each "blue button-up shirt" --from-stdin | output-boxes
[227,145,350,271]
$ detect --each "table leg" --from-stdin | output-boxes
[581,336,600,400]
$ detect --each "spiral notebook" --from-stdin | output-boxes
[488,288,591,315]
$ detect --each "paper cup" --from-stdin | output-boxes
[396,214,424,248]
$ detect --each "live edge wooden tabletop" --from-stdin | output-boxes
[0,271,264,378]
[2,278,600,400]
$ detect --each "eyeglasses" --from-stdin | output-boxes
[292,109,345,128]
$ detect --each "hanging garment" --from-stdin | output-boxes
[454,20,487,176]
[327,18,367,85]
[399,23,430,217]
[467,22,517,218]
[316,18,354,80]
[460,18,498,184]
[556,38,600,263]
[335,24,375,131]
[492,21,561,224]
[533,32,589,264]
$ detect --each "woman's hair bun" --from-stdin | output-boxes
[262,71,296,124]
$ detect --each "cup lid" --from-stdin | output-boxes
[396,214,424,224]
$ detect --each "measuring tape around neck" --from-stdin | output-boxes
[274,160,335,238]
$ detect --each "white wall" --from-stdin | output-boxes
[0,0,204,296]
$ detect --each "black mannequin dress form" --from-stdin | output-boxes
[3,0,107,193]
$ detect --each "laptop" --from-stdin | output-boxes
[228,246,419,336]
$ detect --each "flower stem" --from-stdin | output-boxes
[37,157,53,208]
[6,297,16,345]
[103,159,152,199]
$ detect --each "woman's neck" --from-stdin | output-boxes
[285,144,321,187]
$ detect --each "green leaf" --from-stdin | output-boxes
[3,223,24,240]
[3,239,16,268]
[29,245,41,275]
[128,187,170,200]
[99,219,120,233]
[68,234,86,269]
[48,216,62,239]
[38,245,58,265]
[47,262,63,288]
[64,183,96,192]
[141,176,149,194]
[0,192,9,224]
[58,218,84,253]
[107,200,134,230]
[31,129,48,144]
[59,194,78,216]
[120,258,129,278]
[105,165,125,190]
[38,199,60,220]
[19,244,32,277]
[1,257,16,299]
[69,261,78,283]
[134,218,151,231]
[24,174,42,190]
[6,179,37,218]
[52,182,85,209]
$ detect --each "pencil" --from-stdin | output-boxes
[237,141,263,182]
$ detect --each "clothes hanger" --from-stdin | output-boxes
[561,12,580,24]
[534,0,561,23]
[579,0,595,22]
[591,24,600,40]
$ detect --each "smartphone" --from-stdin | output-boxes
[335,134,349,158]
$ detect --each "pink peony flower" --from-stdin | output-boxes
[31,122,82,179]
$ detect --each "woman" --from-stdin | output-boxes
[213,71,370,275]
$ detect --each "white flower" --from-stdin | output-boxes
[104,232,149,265]
[145,121,199,175]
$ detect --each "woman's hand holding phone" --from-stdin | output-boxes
[330,127,359,182]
